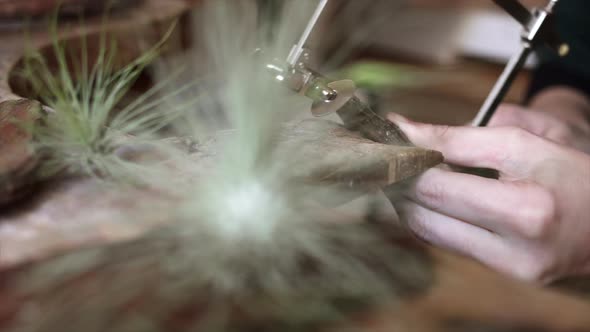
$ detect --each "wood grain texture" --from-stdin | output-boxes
[0,99,41,206]
[280,119,442,187]
[337,96,412,146]
[2,179,590,332]
[0,118,443,270]
[0,118,443,332]
[1,115,590,332]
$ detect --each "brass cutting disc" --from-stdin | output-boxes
[311,79,356,117]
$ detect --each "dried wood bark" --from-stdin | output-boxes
[0,117,441,332]
[0,99,41,206]
[277,119,442,187]
[337,96,411,146]
[0,118,443,270]
[1,116,590,332]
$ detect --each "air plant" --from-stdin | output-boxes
[20,14,181,181]
[5,1,434,331]
[140,0,433,328]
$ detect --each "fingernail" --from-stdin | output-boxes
[387,113,411,124]
[391,117,416,138]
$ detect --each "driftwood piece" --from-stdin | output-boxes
[337,96,411,146]
[0,178,175,268]
[0,117,443,332]
[2,182,590,331]
[0,0,442,268]
[272,119,441,187]
[0,118,443,270]
[0,100,41,206]
[1,116,590,331]
[3,219,590,332]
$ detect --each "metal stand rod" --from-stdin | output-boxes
[493,0,532,26]
[286,0,328,66]
[472,43,532,127]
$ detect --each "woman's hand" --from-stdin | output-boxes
[388,114,590,283]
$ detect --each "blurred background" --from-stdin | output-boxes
[308,0,550,126]
[0,0,551,126]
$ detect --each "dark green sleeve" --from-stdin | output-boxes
[528,0,590,100]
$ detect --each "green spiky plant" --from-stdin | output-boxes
[20,13,182,181]
[4,2,433,332]
[117,0,434,329]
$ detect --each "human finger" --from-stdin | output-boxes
[387,115,549,177]
[404,167,556,237]
[394,199,509,267]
